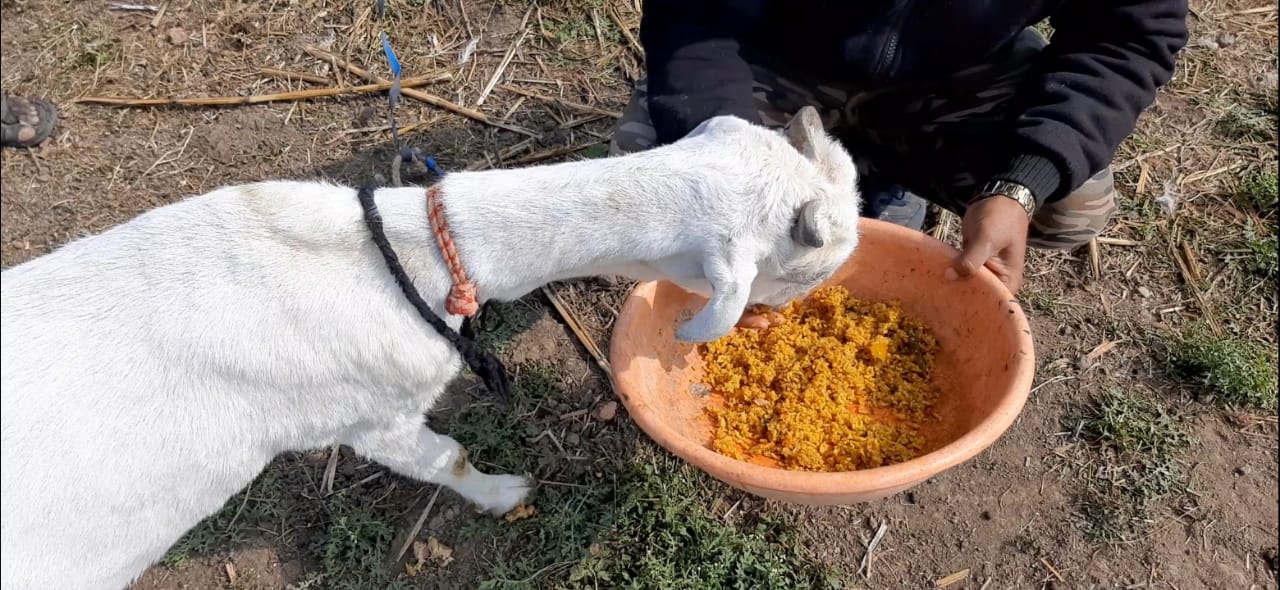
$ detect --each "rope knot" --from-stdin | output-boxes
[447,282,479,316]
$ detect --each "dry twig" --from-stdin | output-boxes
[476,7,533,106]
[257,67,333,85]
[107,2,160,11]
[394,486,443,563]
[936,569,970,588]
[542,285,613,378]
[1169,239,1224,336]
[859,521,890,579]
[607,5,644,59]
[509,142,603,166]
[1040,558,1066,582]
[322,444,340,495]
[497,85,622,118]
[73,75,446,106]
[1087,238,1103,280]
[302,46,536,137]
[1097,237,1140,246]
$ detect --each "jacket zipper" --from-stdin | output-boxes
[873,0,915,78]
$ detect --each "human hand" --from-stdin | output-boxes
[946,195,1030,294]
[736,304,784,331]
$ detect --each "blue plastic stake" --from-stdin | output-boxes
[381,32,402,78]
[380,25,444,178]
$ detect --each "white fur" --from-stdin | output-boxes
[0,107,859,590]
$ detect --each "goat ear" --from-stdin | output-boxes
[791,200,827,248]
[784,106,823,161]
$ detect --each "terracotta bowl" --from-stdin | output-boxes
[608,218,1035,505]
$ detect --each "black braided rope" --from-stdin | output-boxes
[356,185,511,403]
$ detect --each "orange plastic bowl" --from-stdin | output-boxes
[608,218,1036,505]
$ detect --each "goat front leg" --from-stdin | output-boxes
[676,246,758,344]
[345,417,531,515]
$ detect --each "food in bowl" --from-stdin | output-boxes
[701,285,942,472]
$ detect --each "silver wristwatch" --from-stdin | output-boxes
[973,180,1036,217]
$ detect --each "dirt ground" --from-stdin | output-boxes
[2,0,1276,589]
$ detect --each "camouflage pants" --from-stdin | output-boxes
[609,29,1116,250]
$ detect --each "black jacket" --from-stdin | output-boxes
[639,0,1189,207]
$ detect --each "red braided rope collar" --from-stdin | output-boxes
[425,185,479,317]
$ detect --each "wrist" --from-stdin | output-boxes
[972,180,1036,218]
[983,153,1062,207]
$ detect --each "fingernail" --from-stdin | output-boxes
[944,268,959,281]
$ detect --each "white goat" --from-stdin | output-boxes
[0,106,859,590]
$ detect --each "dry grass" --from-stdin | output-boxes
[0,0,641,265]
[1,0,1277,587]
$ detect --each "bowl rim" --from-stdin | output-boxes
[609,218,1036,498]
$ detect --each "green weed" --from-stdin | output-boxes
[560,453,842,590]
[75,39,117,69]
[1236,167,1279,212]
[1243,221,1278,280]
[1167,327,1278,408]
[1064,390,1192,542]
[1212,91,1278,143]
[474,300,543,355]
[456,447,841,590]
[315,496,408,590]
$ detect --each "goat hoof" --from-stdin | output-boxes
[470,474,533,516]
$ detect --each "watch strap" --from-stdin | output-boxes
[973,180,1036,217]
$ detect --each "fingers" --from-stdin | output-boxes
[1005,272,1024,294]
[736,312,772,330]
[946,198,1030,293]
[946,238,994,281]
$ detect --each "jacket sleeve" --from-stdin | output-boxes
[639,0,760,146]
[986,0,1189,207]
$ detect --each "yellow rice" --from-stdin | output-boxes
[701,285,941,472]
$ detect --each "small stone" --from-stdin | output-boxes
[167,27,187,45]
[596,275,626,289]
[1155,182,1180,217]
[1076,355,1094,371]
[595,401,619,422]
[564,432,581,447]
[354,106,376,127]
[1138,286,1153,298]
[1216,32,1237,47]
[1266,72,1280,94]
[427,515,446,531]
[444,506,459,519]
[1235,465,1252,476]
